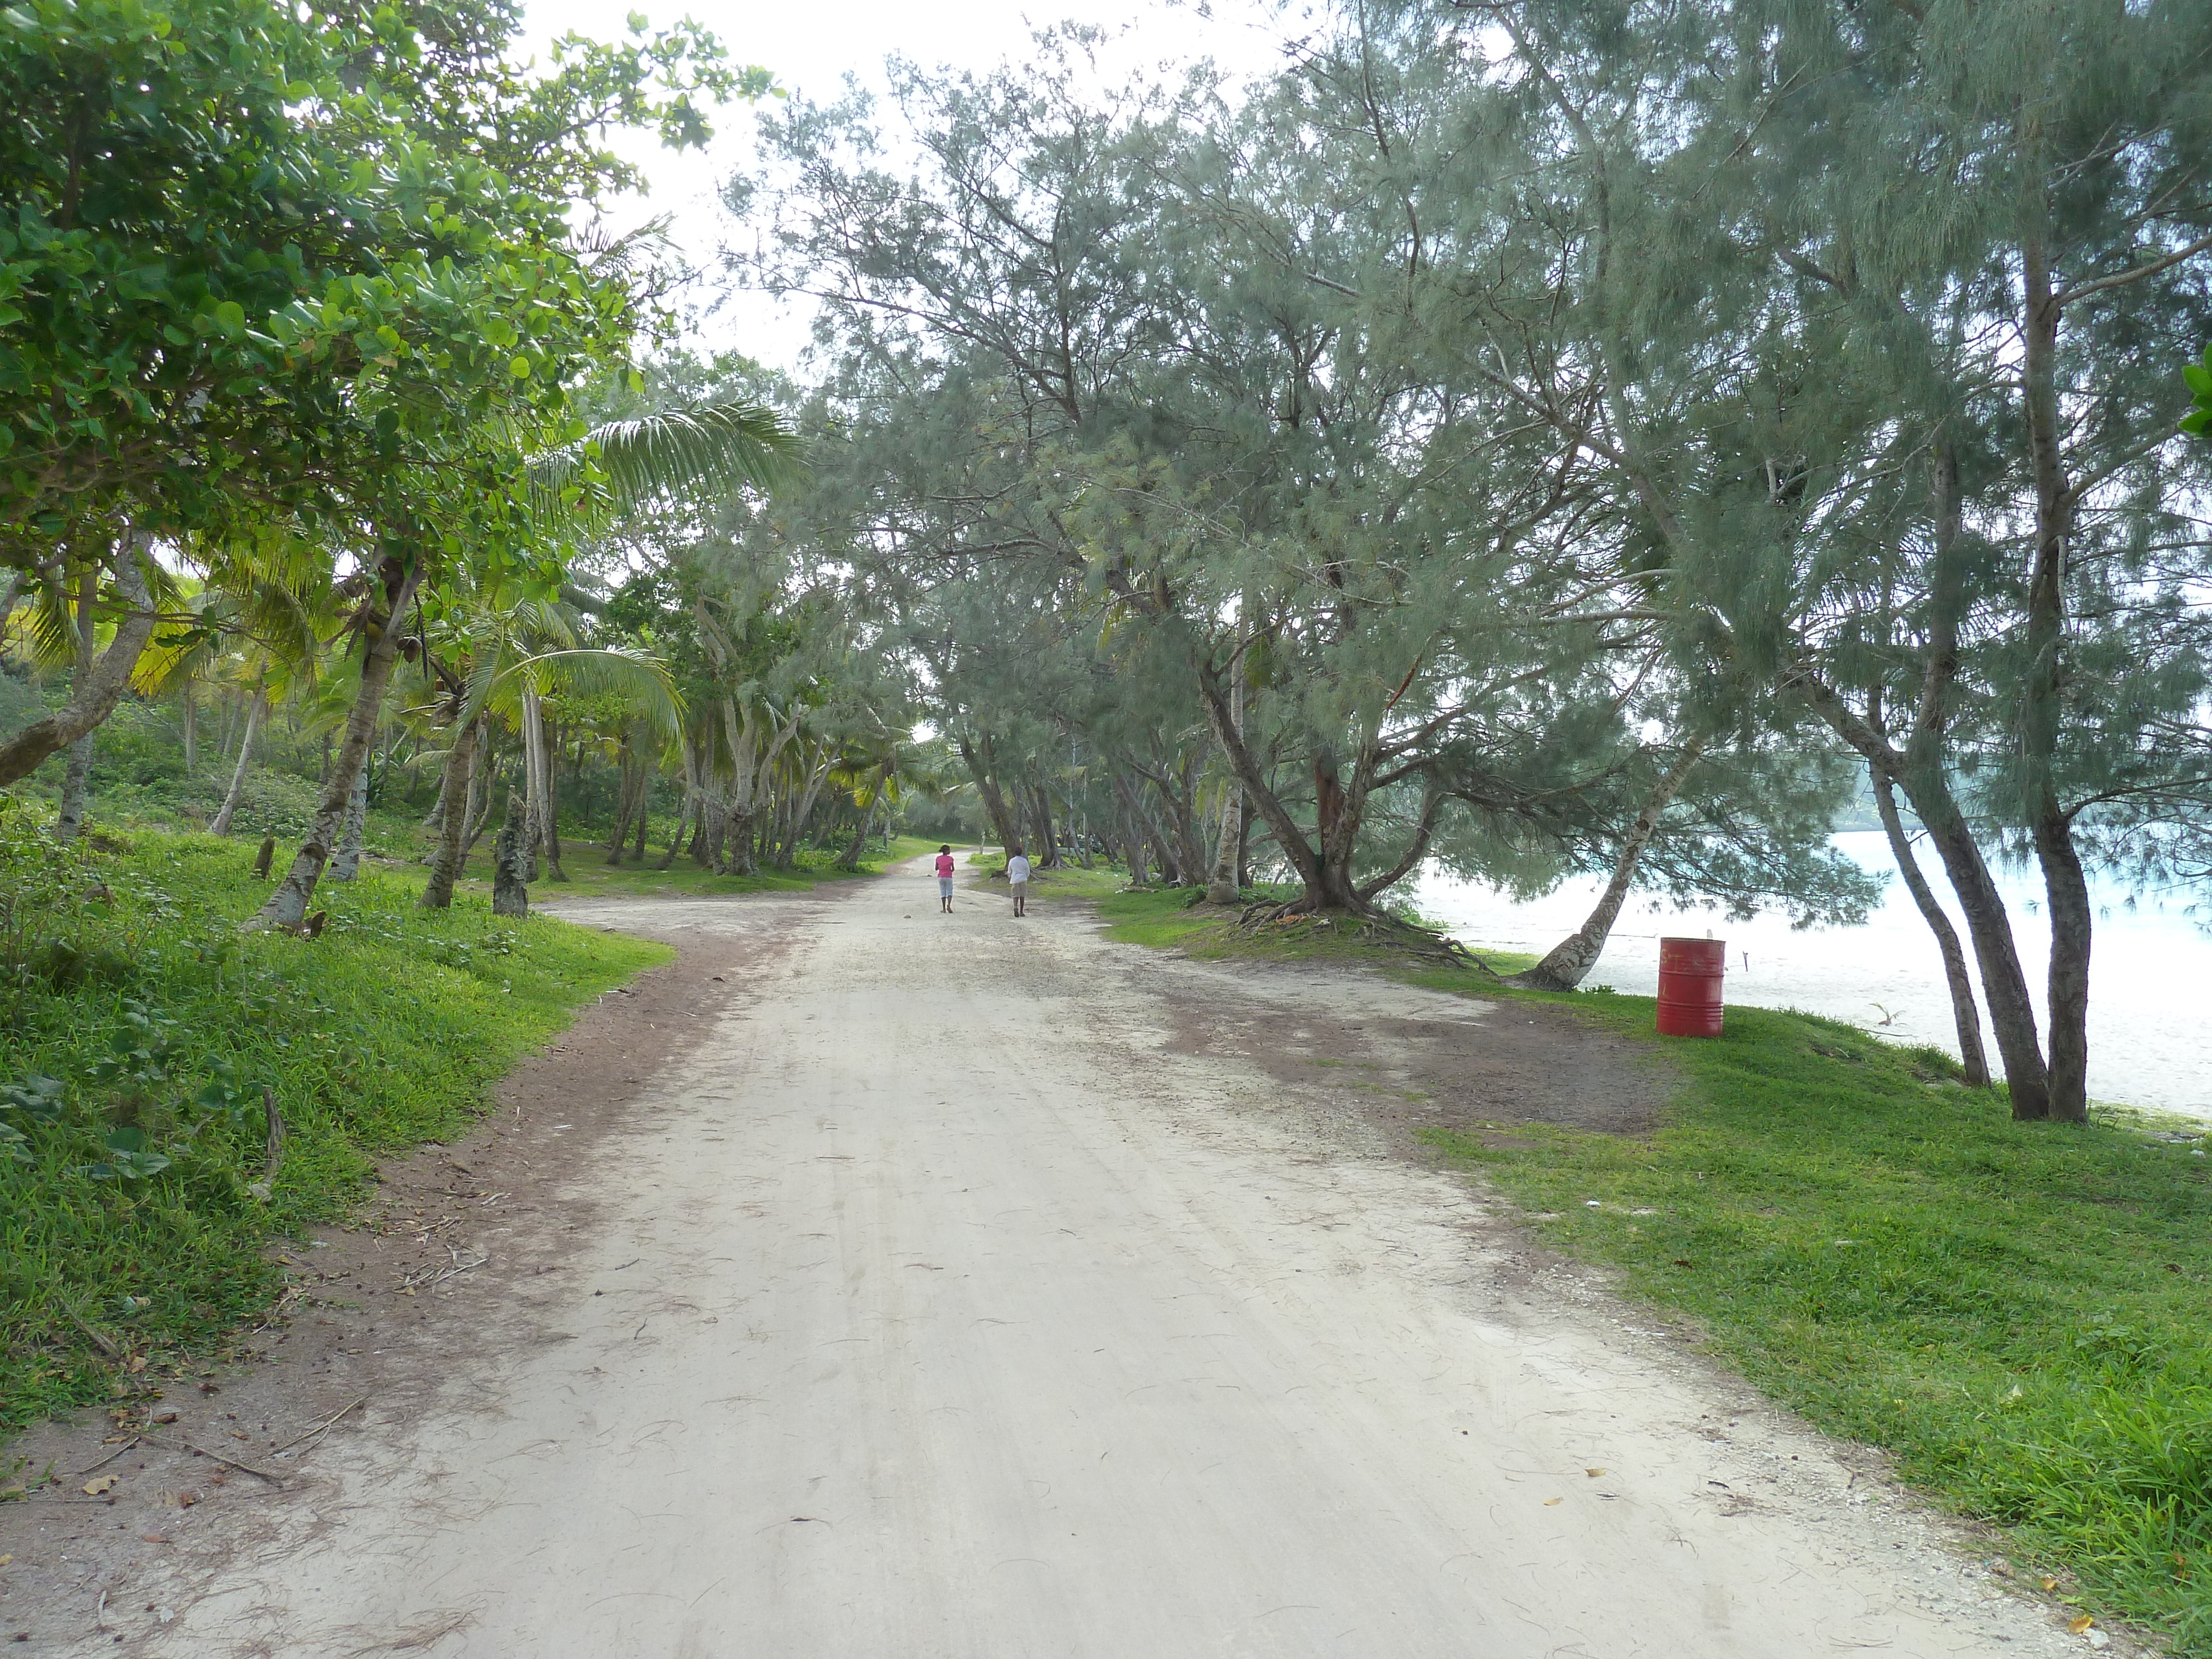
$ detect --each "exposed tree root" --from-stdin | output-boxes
[1230,902,1499,975]
[1501,965,1577,992]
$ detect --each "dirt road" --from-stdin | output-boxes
[41,863,2074,1656]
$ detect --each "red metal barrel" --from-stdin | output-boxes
[1656,937,1726,1037]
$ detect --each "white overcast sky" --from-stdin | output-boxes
[517,0,1310,370]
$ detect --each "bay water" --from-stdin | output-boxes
[1413,831,2211,1119]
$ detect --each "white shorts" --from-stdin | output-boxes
[938,877,954,896]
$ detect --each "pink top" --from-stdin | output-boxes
[934,853,956,878]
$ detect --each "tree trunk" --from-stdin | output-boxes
[1194,655,1375,915]
[2031,810,2092,1121]
[491,790,529,917]
[633,774,651,863]
[461,723,493,852]
[1121,770,1183,883]
[1912,782,2052,1113]
[1113,775,1154,884]
[209,688,264,836]
[660,731,697,870]
[719,804,753,875]
[248,559,419,932]
[1124,816,1151,884]
[521,686,568,880]
[544,721,567,878]
[1793,669,2052,1119]
[840,797,878,869]
[606,735,638,864]
[658,791,690,870]
[958,736,1021,851]
[422,740,453,837]
[1509,743,1703,991]
[55,734,94,842]
[0,545,159,789]
[181,685,196,777]
[841,761,893,867]
[53,568,102,843]
[703,790,726,870]
[1306,750,1371,911]
[1871,770,1990,1085]
[2018,225,2090,1124]
[1027,780,1060,868]
[329,763,370,881]
[1206,672,1245,902]
[717,698,773,876]
[419,717,479,910]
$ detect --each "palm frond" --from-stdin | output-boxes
[485,647,685,741]
[531,399,805,514]
[24,575,80,672]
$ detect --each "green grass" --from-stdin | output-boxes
[964,848,1130,903]
[456,833,940,901]
[1415,989,2212,1650]
[0,808,667,1443]
[1091,900,2212,1651]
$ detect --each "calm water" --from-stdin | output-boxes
[1414,831,2212,1119]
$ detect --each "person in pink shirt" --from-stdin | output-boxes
[933,844,957,913]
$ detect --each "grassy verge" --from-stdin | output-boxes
[456,833,941,901]
[0,809,667,1442]
[964,849,1130,904]
[1094,900,2212,1652]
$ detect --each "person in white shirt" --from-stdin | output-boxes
[1005,847,1032,917]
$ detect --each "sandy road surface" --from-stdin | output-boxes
[96,863,2071,1657]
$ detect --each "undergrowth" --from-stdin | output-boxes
[455,832,936,900]
[0,808,665,1440]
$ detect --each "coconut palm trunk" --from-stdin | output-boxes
[520,684,568,881]
[606,732,638,864]
[209,686,265,836]
[491,790,530,917]
[460,722,493,851]
[420,717,479,910]
[658,729,698,870]
[329,764,370,881]
[249,561,420,932]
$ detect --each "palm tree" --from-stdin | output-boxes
[132,531,340,837]
[254,396,799,930]
[414,591,682,909]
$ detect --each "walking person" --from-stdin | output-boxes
[1006,844,1031,918]
[934,844,957,914]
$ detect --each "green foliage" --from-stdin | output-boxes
[2185,345,2212,439]
[0,0,644,554]
[0,807,665,1432]
[1418,990,2212,1651]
